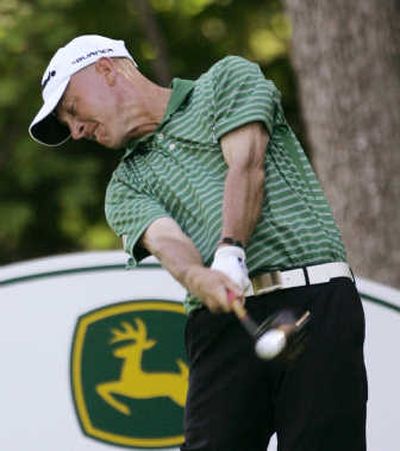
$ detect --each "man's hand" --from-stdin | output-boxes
[183,264,243,313]
[142,217,243,313]
[210,245,252,296]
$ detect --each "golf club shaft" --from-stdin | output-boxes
[227,291,258,337]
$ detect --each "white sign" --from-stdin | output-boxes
[0,251,399,450]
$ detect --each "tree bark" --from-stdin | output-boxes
[283,0,400,287]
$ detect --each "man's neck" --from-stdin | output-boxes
[123,75,172,141]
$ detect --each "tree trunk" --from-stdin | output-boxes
[283,0,400,288]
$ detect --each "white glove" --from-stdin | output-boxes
[210,245,253,296]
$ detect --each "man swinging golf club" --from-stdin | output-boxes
[29,34,368,451]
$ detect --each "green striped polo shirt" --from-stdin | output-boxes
[105,56,346,312]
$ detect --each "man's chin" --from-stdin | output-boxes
[98,132,136,150]
[96,135,124,150]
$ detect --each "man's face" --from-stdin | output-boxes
[56,61,128,149]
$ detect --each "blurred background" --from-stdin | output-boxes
[0,0,399,289]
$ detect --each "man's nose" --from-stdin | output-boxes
[70,120,87,140]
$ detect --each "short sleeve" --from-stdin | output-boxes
[212,56,280,139]
[105,173,170,266]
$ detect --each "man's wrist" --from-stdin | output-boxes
[181,264,204,290]
[217,236,244,249]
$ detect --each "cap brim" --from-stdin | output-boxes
[29,79,71,147]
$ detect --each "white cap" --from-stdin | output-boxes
[29,34,136,147]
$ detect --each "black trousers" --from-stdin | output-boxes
[181,278,368,451]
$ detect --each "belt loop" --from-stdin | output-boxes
[302,267,310,285]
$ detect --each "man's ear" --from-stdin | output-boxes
[95,57,116,86]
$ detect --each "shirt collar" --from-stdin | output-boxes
[123,78,195,159]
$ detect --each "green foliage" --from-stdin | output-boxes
[0,0,302,264]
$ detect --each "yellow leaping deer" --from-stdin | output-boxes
[96,318,188,416]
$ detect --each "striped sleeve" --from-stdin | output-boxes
[105,172,170,266]
[211,56,280,139]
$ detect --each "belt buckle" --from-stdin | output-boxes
[253,271,283,295]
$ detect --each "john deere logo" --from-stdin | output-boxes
[71,300,188,448]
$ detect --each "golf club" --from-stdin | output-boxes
[227,290,311,360]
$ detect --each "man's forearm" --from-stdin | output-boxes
[141,217,203,288]
[222,165,265,245]
[220,122,268,246]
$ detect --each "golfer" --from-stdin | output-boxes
[29,35,367,451]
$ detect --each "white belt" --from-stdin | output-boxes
[250,262,354,296]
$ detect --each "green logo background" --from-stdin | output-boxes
[71,300,188,448]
